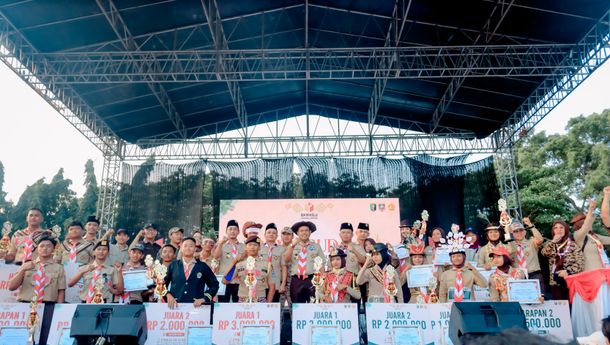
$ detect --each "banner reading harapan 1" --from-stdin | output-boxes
[219,198,400,252]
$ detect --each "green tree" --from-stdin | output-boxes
[0,161,13,226]
[78,159,98,221]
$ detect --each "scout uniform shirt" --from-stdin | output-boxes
[356,265,404,303]
[8,229,49,264]
[338,242,366,275]
[508,238,541,274]
[477,242,514,268]
[200,254,218,273]
[488,267,526,302]
[324,269,361,303]
[218,241,245,284]
[438,266,487,302]
[55,239,94,266]
[260,243,285,287]
[17,260,66,302]
[235,257,269,300]
[79,264,120,303]
[289,241,326,276]
[107,244,130,266]
[579,233,610,271]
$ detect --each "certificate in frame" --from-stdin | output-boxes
[406,264,434,288]
[432,248,451,266]
[507,279,542,304]
[310,325,340,345]
[392,326,423,345]
[0,327,29,344]
[186,325,213,345]
[122,269,149,292]
[240,325,272,345]
[216,274,227,296]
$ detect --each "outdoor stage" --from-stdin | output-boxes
[5,300,573,345]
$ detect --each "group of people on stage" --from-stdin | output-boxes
[0,186,608,312]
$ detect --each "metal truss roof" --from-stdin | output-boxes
[0,0,609,159]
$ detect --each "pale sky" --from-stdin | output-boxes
[0,59,609,203]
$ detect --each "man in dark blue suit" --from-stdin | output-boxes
[165,237,219,308]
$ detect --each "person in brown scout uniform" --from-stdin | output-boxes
[261,223,286,302]
[477,223,513,270]
[506,219,544,289]
[356,243,403,303]
[54,221,93,266]
[199,236,218,272]
[68,240,124,303]
[214,219,244,302]
[488,246,527,302]
[280,226,294,305]
[575,199,610,271]
[222,236,269,302]
[324,247,360,303]
[337,222,366,294]
[9,235,66,303]
[439,228,487,302]
[83,215,101,245]
[284,221,326,303]
[106,228,130,266]
[167,227,184,259]
[3,208,51,264]
[116,243,148,304]
[401,240,435,303]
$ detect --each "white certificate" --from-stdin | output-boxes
[0,327,29,344]
[311,326,340,345]
[406,264,434,288]
[216,274,227,296]
[432,248,451,265]
[187,326,213,345]
[241,325,272,345]
[392,326,422,345]
[394,244,409,259]
[123,270,149,292]
[507,279,542,304]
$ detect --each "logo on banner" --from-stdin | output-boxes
[370,204,377,212]
[285,202,335,220]
[370,203,396,212]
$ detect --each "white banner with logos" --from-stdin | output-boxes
[0,302,44,343]
[0,264,19,303]
[47,303,212,345]
[212,303,280,345]
[292,303,359,345]
[365,303,451,345]
[522,300,573,343]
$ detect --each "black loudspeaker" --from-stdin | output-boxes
[70,304,147,345]
[448,302,527,344]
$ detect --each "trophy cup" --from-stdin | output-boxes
[1,221,11,251]
[427,275,439,303]
[92,277,105,304]
[210,258,219,272]
[52,225,61,239]
[498,199,514,242]
[311,256,324,303]
[145,254,155,283]
[27,296,39,344]
[153,260,168,301]
[384,265,398,302]
[244,256,257,303]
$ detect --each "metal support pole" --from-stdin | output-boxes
[495,136,522,219]
[97,142,123,229]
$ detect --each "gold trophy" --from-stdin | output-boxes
[92,278,105,304]
[384,265,398,302]
[153,260,168,301]
[311,256,324,303]
[427,275,439,304]
[145,255,155,280]
[1,221,11,251]
[244,256,257,303]
[27,296,39,344]
[210,258,219,272]
[51,225,61,239]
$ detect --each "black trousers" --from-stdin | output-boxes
[265,288,281,303]
[218,283,239,302]
[290,275,315,303]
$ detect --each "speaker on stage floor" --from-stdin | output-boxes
[448,302,527,344]
[70,304,147,345]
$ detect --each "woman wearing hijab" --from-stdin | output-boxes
[323,247,361,303]
[356,243,404,303]
[488,247,527,302]
[540,220,584,300]
[477,223,513,270]
[464,227,480,263]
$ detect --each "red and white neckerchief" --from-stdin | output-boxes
[419,287,429,303]
[32,261,48,302]
[86,266,102,303]
[297,243,308,279]
[589,234,610,268]
[327,272,339,303]
[69,242,78,263]
[453,269,464,302]
[231,243,238,259]
[399,258,408,274]
[23,236,34,262]
[383,270,392,303]
[265,243,275,264]
[516,241,528,271]
[184,260,195,280]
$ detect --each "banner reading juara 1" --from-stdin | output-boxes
[219,198,400,252]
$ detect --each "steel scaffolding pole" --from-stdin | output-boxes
[494,135,522,219]
[97,148,122,229]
